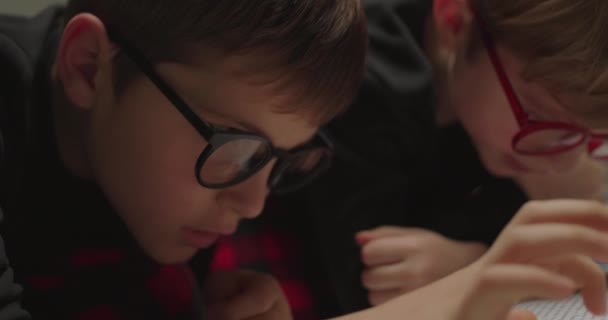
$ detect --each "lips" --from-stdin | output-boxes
[181,228,221,248]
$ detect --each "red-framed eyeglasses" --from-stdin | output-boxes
[477,16,608,160]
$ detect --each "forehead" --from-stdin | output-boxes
[154,53,319,149]
[552,93,608,129]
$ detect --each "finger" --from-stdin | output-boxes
[362,263,429,291]
[493,223,608,263]
[513,200,608,230]
[547,256,607,315]
[246,300,293,320]
[460,264,575,320]
[207,303,236,320]
[362,264,406,290]
[361,236,415,266]
[215,273,281,319]
[507,309,537,320]
[368,288,404,306]
[357,226,423,245]
[203,271,242,303]
[356,232,373,246]
[358,226,406,238]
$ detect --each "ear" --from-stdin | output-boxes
[55,13,115,110]
[432,0,473,53]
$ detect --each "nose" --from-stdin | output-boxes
[220,161,274,219]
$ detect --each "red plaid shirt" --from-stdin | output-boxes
[210,206,321,320]
[23,247,201,320]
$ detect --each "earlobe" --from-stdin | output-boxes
[432,0,472,50]
[55,14,113,110]
[434,0,463,33]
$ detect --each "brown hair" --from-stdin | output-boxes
[470,0,608,120]
[63,0,367,124]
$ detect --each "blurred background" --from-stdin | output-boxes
[0,0,66,15]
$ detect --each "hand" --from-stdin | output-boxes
[202,269,293,320]
[356,227,487,305]
[458,199,608,319]
[334,200,608,320]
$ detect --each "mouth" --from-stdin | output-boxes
[181,228,223,248]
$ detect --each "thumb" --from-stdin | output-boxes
[507,309,537,320]
[202,271,242,303]
[356,226,417,245]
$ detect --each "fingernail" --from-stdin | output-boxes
[355,233,369,245]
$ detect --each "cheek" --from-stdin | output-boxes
[450,63,519,157]
[87,91,218,259]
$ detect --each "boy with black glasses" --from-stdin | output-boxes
[1,1,608,320]
[0,1,365,318]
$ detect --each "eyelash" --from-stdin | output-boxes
[209,121,244,133]
[522,103,551,121]
[526,110,545,121]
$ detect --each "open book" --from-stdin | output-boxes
[516,294,608,320]
[515,263,608,320]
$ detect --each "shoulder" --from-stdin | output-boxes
[327,0,437,175]
[362,0,433,88]
[0,6,64,83]
[0,6,63,199]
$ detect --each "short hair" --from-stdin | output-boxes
[471,0,608,121]
[63,0,368,124]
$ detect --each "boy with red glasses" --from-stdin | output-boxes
[344,0,608,312]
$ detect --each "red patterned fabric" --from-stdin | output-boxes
[24,248,198,320]
[210,221,320,320]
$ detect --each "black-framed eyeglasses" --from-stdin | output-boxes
[107,31,334,194]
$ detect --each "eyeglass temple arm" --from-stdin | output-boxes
[473,11,528,127]
[106,29,215,139]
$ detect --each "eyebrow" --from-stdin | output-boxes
[196,103,269,137]
[234,116,317,149]
[166,79,265,138]
[233,119,269,138]
[518,86,565,114]
[162,66,316,148]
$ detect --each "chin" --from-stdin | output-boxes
[144,245,198,265]
[481,159,513,178]
[480,151,535,178]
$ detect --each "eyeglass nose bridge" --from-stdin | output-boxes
[588,135,608,160]
[195,141,274,189]
[588,137,602,152]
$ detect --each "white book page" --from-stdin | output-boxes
[513,261,608,319]
[516,294,608,320]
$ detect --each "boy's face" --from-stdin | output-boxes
[449,44,594,177]
[87,54,318,264]
[427,0,601,177]
[431,0,600,178]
